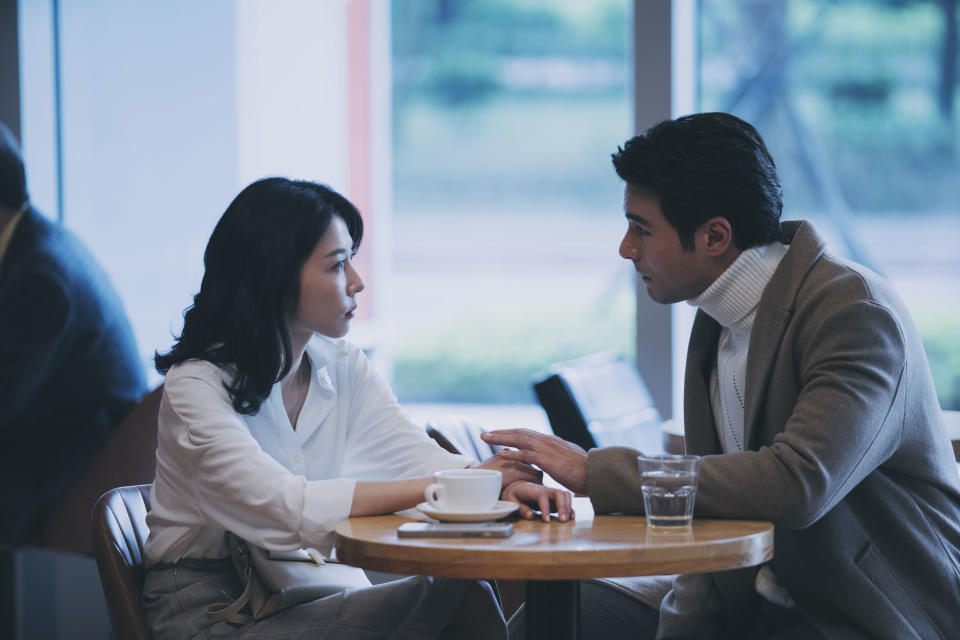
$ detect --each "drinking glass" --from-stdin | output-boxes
[637,454,701,527]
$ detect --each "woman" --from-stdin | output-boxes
[142,178,572,639]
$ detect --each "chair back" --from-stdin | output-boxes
[426,415,500,460]
[533,351,662,452]
[41,385,162,553]
[91,484,153,640]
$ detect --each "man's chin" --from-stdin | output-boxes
[643,284,666,304]
[645,287,682,306]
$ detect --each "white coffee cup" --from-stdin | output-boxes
[424,468,502,512]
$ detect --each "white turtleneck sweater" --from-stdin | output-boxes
[689,241,788,454]
[688,240,795,608]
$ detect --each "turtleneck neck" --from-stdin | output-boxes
[688,241,789,330]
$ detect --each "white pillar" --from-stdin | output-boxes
[631,0,698,421]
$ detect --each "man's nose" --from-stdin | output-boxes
[619,234,637,260]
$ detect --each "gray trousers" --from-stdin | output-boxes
[143,558,504,639]
[506,579,823,640]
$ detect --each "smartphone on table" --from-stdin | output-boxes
[397,522,514,538]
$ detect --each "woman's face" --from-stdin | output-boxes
[289,215,364,340]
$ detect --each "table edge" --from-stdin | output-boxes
[334,517,774,580]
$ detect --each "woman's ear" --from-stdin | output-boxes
[703,217,734,256]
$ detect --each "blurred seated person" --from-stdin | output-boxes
[143,177,571,639]
[0,121,147,546]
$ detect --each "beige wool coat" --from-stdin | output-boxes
[586,221,960,639]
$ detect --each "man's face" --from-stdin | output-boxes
[618,188,716,304]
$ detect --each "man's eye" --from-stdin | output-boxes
[333,260,346,271]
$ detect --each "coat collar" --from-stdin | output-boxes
[683,220,826,452]
[0,205,27,270]
[741,220,825,447]
[683,310,723,454]
[0,207,39,286]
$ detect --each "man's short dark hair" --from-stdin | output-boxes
[612,112,782,250]
[0,121,28,211]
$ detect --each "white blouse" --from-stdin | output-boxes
[144,335,470,566]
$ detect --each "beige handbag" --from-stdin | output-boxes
[206,532,372,622]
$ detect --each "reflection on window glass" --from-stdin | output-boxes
[390,0,633,403]
[699,0,960,409]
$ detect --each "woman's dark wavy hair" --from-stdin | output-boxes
[155,177,363,415]
[611,112,782,251]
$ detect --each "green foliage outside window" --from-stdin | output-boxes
[391,0,960,409]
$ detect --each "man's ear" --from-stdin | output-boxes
[702,217,734,256]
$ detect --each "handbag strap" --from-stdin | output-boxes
[206,537,256,624]
[205,565,254,624]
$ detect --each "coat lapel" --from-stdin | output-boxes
[742,221,825,448]
[683,309,722,455]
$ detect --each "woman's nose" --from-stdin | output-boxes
[347,262,365,295]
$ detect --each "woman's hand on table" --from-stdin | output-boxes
[501,481,574,523]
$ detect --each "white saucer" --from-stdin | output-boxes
[416,500,518,522]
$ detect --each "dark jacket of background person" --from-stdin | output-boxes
[586,221,960,639]
[0,206,146,545]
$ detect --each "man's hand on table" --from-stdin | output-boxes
[481,429,588,495]
[501,481,574,522]
[474,454,543,486]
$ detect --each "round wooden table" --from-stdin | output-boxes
[334,503,773,640]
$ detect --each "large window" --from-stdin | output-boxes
[698,0,960,409]
[19,0,955,415]
[390,0,635,405]
[19,0,384,387]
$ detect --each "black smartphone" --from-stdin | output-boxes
[397,522,514,538]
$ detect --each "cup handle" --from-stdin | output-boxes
[425,483,443,509]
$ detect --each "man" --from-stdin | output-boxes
[0,121,146,546]
[484,113,960,638]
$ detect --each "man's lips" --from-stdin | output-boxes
[345,306,357,318]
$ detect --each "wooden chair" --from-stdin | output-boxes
[91,484,153,640]
[1,386,162,639]
[40,385,163,554]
